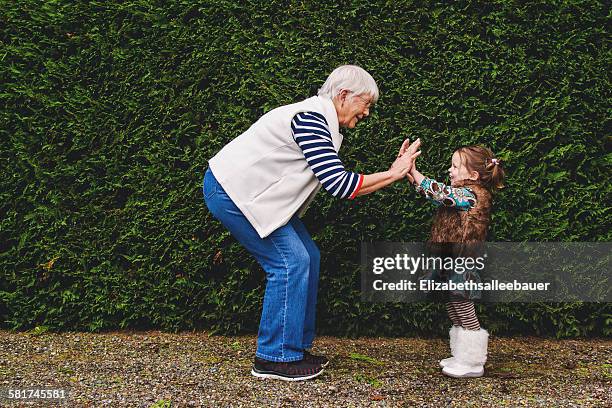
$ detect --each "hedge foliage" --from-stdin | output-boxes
[1,0,610,337]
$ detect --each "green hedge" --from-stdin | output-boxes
[1,0,610,337]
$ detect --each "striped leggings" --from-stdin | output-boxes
[446,300,481,331]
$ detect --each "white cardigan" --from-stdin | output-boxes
[208,96,343,238]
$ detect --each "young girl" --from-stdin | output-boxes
[407,145,505,378]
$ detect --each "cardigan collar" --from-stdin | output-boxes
[316,95,344,148]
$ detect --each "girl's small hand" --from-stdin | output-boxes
[406,172,415,184]
[408,156,425,186]
[406,157,418,184]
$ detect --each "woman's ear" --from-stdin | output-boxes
[338,89,351,107]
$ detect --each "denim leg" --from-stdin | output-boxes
[203,168,310,362]
[289,216,320,350]
[256,226,311,361]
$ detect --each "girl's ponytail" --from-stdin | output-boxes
[485,157,505,190]
[457,146,505,191]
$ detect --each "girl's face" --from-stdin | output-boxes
[448,151,477,186]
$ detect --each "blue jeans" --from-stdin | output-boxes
[203,168,320,362]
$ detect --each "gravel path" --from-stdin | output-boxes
[0,330,610,407]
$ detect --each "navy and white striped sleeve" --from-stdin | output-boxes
[291,111,364,199]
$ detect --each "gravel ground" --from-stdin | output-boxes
[0,329,610,407]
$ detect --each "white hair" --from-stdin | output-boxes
[318,65,379,102]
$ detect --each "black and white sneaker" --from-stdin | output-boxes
[303,350,329,368]
[251,357,324,381]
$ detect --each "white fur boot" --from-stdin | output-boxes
[439,326,461,368]
[442,327,488,378]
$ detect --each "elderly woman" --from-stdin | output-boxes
[203,65,420,381]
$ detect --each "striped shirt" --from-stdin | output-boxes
[291,112,364,199]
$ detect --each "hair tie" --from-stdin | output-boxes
[491,158,499,165]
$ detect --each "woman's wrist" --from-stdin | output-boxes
[388,167,406,182]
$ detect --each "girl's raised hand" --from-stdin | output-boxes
[406,172,415,184]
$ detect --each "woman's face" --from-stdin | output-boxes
[448,151,475,186]
[337,92,372,128]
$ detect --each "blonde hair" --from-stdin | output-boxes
[456,145,505,190]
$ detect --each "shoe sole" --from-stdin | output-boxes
[439,359,454,368]
[442,368,484,378]
[251,368,324,381]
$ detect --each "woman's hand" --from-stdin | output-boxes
[389,151,421,180]
[351,138,421,197]
[397,138,411,158]
[390,138,421,175]
[392,138,420,167]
